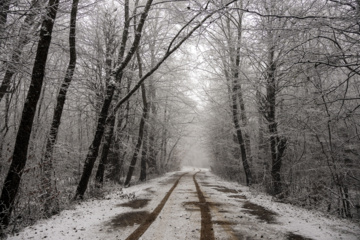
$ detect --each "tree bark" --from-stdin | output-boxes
[124,86,148,186]
[225,6,252,186]
[40,0,79,217]
[139,86,148,182]
[125,48,148,185]
[95,115,115,186]
[73,0,153,199]
[94,22,118,187]
[73,84,115,199]
[267,45,286,196]
[231,76,252,186]
[0,0,60,226]
[160,97,168,172]
[147,88,158,174]
[146,45,158,174]
[137,52,148,182]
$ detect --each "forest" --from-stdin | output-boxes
[0,0,359,234]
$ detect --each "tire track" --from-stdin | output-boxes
[126,172,187,240]
[193,171,215,240]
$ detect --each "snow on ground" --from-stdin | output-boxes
[7,170,187,240]
[6,167,360,240]
[200,170,360,240]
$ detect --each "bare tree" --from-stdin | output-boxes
[73,0,152,200]
[0,0,60,226]
[0,0,46,103]
[41,0,79,217]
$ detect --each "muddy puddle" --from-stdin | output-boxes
[107,211,150,228]
[117,199,150,209]
[287,232,314,240]
[242,201,277,224]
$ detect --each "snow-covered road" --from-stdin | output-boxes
[7,168,360,240]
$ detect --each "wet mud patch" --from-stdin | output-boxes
[287,232,314,240]
[213,186,240,194]
[144,188,155,194]
[233,232,252,240]
[242,201,277,224]
[200,181,211,185]
[107,211,150,228]
[208,202,223,207]
[228,194,247,200]
[117,199,150,209]
[218,210,229,213]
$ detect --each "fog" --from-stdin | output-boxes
[180,118,210,169]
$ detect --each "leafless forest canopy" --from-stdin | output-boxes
[0,0,359,232]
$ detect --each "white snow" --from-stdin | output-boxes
[7,167,360,240]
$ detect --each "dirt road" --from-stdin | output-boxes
[8,168,360,240]
[106,170,314,240]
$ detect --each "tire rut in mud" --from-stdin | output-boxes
[125,172,187,240]
[193,171,215,240]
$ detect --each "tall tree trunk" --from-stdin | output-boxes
[124,84,148,186]
[40,0,79,217]
[95,115,115,186]
[237,84,253,167]
[147,89,158,174]
[73,0,153,200]
[231,76,252,186]
[125,48,148,185]
[225,5,252,186]
[223,63,242,161]
[137,51,148,182]
[146,31,158,175]
[267,45,286,196]
[139,134,148,181]
[107,77,131,183]
[73,84,115,199]
[0,0,44,103]
[160,97,168,172]
[0,0,60,226]
[94,27,117,187]
[139,88,148,182]
[0,95,10,170]
[256,88,270,181]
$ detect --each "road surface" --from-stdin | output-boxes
[8,168,360,240]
